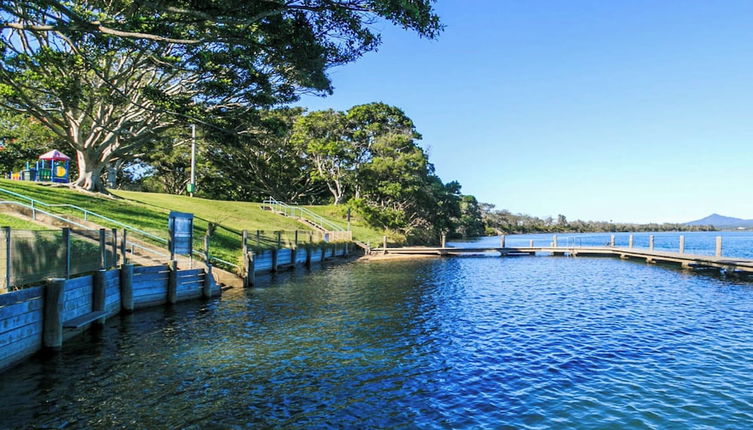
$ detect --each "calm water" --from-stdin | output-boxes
[2,248,753,428]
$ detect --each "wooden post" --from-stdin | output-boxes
[552,235,558,247]
[3,226,10,291]
[256,230,261,248]
[99,228,106,269]
[382,235,387,252]
[628,234,634,248]
[43,278,65,350]
[93,269,107,326]
[202,264,213,299]
[716,236,722,257]
[609,235,615,247]
[120,264,134,312]
[305,245,312,268]
[247,251,256,286]
[499,235,506,248]
[271,247,279,272]
[273,231,281,271]
[204,228,211,266]
[242,230,249,288]
[649,235,654,251]
[120,229,128,265]
[111,228,117,265]
[679,235,685,254]
[62,227,71,279]
[529,239,534,247]
[291,231,298,265]
[441,233,447,248]
[320,245,326,263]
[306,232,313,267]
[167,260,178,304]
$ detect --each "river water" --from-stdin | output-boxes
[2,232,753,428]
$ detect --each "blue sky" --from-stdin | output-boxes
[297,1,753,224]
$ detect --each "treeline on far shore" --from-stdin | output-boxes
[479,205,716,235]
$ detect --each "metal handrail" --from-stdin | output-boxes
[0,200,168,259]
[0,187,168,245]
[0,188,315,271]
[262,197,346,232]
[0,201,90,229]
[0,188,189,263]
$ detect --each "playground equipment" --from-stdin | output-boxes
[9,149,71,183]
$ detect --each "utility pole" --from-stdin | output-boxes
[189,124,196,197]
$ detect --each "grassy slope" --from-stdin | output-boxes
[0,180,387,268]
[304,205,405,245]
[116,191,394,244]
[0,180,170,235]
[0,213,46,230]
[113,191,307,232]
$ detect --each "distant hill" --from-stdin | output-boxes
[686,213,753,228]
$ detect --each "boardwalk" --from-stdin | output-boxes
[370,245,753,276]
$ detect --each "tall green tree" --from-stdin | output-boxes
[200,108,329,203]
[0,1,441,191]
[0,111,59,173]
[291,109,352,204]
[339,103,462,242]
[454,195,485,238]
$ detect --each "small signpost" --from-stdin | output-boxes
[168,211,193,260]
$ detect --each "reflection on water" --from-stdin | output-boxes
[1,256,753,428]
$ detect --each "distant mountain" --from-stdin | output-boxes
[686,213,753,228]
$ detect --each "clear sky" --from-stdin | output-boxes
[297,0,753,224]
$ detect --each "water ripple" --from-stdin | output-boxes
[2,257,753,428]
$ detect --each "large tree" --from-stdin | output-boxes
[291,109,353,204]
[0,1,441,191]
[291,102,463,241]
[195,108,329,203]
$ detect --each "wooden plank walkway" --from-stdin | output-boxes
[370,246,753,275]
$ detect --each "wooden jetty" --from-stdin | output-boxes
[370,239,753,276]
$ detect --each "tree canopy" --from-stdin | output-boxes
[0,0,441,190]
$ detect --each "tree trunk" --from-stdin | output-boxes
[73,151,107,192]
[106,163,117,188]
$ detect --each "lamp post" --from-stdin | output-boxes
[189,124,196,197]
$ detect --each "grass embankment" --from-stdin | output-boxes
[0,213,46,230]
[113,191,309,232]
[0,180,389,269]
[303,205,405,245]
[113,191,401,245]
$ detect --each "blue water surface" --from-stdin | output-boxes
[1,253,753,428]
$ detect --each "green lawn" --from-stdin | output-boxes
[0,213,46,230]
[114,191,308,232]
[0,180,388,270]
[303,205,406,245]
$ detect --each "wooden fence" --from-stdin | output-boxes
[0,240,353,372]
[241,243,350,287]
[0,264,220,371]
